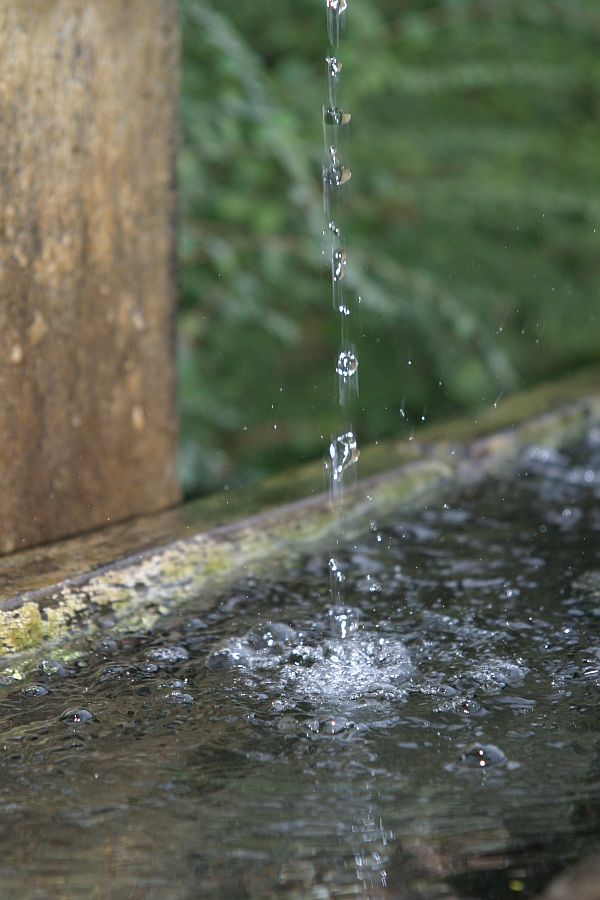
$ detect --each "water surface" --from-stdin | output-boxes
[2,434,600,898]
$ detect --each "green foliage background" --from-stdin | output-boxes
[179,0,600,496]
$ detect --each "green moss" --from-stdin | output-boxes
[0,602,45,653]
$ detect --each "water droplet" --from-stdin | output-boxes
[326,56,342,79]
[60,708,94,725]
[336,349,358,379]
[329,557,345,584]
[326,0,348,48]
[329,430,359,487]
[323,162,351,187]
[328,605,359,638]
[332,248,346,282]
[324,106,351,126]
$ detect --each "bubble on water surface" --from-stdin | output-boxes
[467,660,528,694]
[98,665,129,682]
[21,684,49,698]
[139,662,159,676]
[206,644,253,673]
[459,744,507,769]
[97,638,119,657]
[318,715,353,735]
[60,708,94,725]
[39,659,68,678]
[246,623,297,653]
[147,646,189,666]
[166,690,194,704]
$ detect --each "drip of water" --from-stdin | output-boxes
[326,0,348,50]
[332,247,347,283]
[323,152,351,189]
[329,430,359,499]
[324,107,351,127]
[336,348,359,405]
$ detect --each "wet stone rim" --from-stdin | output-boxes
[0,368,599,666]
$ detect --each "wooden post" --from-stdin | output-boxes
[0,0,181,554]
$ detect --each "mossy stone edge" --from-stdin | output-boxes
[1,367,599,666]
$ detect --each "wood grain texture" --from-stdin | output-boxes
[0,0,181,554]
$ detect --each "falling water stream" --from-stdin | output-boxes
[323,0,360,622]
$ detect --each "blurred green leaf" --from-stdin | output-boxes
[178,0,600,495]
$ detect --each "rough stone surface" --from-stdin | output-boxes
[0,0,180,554]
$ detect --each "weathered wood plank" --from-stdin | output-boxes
[0,0,180,554]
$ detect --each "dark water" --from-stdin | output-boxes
[2,434,600,898]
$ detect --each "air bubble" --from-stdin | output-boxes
[246,623,297,652]
[460,743,507,769]
[39,659,68,678]
[60,708,94,725]
[21,684,49,698]
[206,646,253,673]
[147,646,189,666]
[166,690,194,704]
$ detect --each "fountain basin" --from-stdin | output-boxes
[1,367,600,898]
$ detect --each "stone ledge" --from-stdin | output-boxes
[1,366,599,663]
